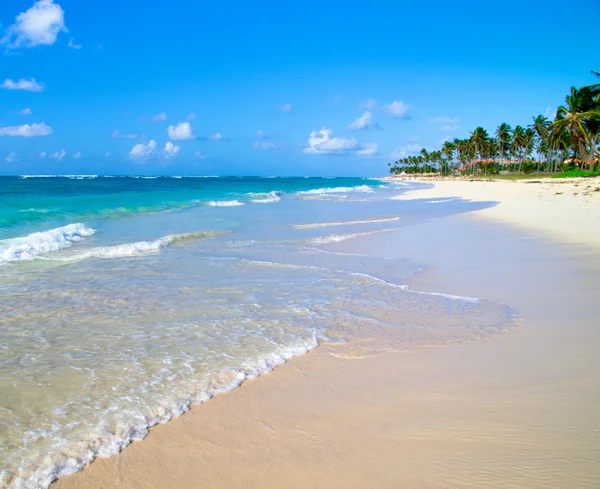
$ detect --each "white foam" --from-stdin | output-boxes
[310,227,398,245]
[207,200,244,207]
[296,185,375,195]
[0,224,96,264]
[45,231,224,262]
[248,191,282,204]
[293,217,399,229]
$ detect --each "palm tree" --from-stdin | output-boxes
[495,123,512,170]
[469,127,489,174]
[530,115,550,172]
[511,125,527,172]
[552,86,600,169]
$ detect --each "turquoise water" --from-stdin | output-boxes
[0,176,515,489]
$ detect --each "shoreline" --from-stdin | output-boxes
[390,176,600,250]
[54,181,600,489]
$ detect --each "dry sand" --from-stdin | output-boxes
[55,180,600,489]
[391,177,600,249]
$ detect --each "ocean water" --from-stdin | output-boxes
[0,176,515,488]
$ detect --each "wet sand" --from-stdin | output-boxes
[55,196,600,488]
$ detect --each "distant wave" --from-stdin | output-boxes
[20,175,98,179]
[293,217,399,229]
[295,185,375,196]
[248,191,282,204]
[207,200,244,207]
[0,223,96,265]
[46,231,228,262]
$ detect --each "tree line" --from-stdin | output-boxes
[389,71,600,176]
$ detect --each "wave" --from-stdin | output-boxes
[248,191,282,204]
[310,227,398,245]
[207,200,244,207]
[293,217,400,229]
[0,224,96,265]
[295,185,375,196]
[45,231,229,262]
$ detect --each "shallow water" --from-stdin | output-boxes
[0,177,513,489]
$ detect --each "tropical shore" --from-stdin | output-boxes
[54,180,600,489]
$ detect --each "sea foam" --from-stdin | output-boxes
[0,223,96,265]
[207,200,245,207]
[48,231,226,262]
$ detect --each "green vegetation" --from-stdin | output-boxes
[389,70,600,177]
[551,169,600,179]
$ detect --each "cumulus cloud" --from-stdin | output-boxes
[431,116,460,132]
[0,122,52,137]
[253,141,276,150]
[359,98,377,110]
[163,142,180,159]
[383,101,409,119]
[348,111,380,130]
[167,122,195,140]
[18,108,32,115]
[111,129,144,139]
[278,103,292,113]
[50,149,66,160]
[73,151,81,159]
[129,140,157,160]
[39,151,47,158]
[1,0,75,49]
[195,150,207,160]
[304,127,357,155]
[1,78,44,92]
[5,151,18,163]
[355,142,379,157]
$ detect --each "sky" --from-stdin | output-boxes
[0,0,599,177]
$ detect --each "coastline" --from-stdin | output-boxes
[54,181,600,489]
[390,176,600,249]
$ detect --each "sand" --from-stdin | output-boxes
[54,180,600,489]
[391,177,600,249]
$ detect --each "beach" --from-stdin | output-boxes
[51,177,600,489]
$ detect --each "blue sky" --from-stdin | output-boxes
[1,0,599,176]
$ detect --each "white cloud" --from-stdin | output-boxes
[163,142,180,159]
[355,142,379,157]
[407,143,421,152]
[39,151,47,158]
[0,122,52,137]
[545,106,554,118]
[149,112,167,122]
[18,108,32,115]
[359,98,377,110]
[73,151,81,159]
[186,113,196,121]
[348,111,380,130]
[129,140,157,160]
[391,144,422,160]
[50,149,66,160]
[195,150,206,160]
[5,151,18,163]
[167,122,195,140]
[431,116,460,132]
[111,129,144,139]
[207,132,225,141]
[1,78,44,92]
[253,141,276,150]
[256,129,273,140]
[1,0,71,49]
[67,38,81,49]
[383,100,409,119]
[278,103,292,113]
[304,127,357,155]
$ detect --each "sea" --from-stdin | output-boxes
[0,175,515,488]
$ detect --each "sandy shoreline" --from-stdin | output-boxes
[54,180,600,488]
[391,177,600,249]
